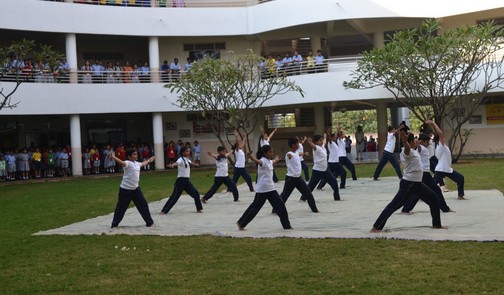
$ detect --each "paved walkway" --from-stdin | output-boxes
[35,177,504,241]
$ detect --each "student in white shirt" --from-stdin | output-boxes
[161,146,203,214]
[305,134,341,201]
[201,146,239,203]
[110,148,155,228]
[232,130,254,192]
[237,145,292,230]
[277,137,318,213]
[427,120,466,199]
[373,124,405,180]
[371,131,445,232]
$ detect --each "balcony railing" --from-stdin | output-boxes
[43,0,274,8]
[0,56,362,84]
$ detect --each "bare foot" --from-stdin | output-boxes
[197,210,203,213]
[285,226,294,230]
[400,211,414,215]
[446,209,456,213]
[160,211,166,215]
[236,222,245,231]
[201,197,207,204]
[458,196,467,200]
[432,226,448,229]
[369,227,381,233]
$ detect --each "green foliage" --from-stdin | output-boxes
[344,19,504,161]
[165,50,304,148]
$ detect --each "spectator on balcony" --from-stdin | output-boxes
[139,61,150,83]
[274,55,284,75]
[80,60,92,84]
[282,52,293,75]
[160,60,170,82]
[170,58,181,81]
[123,60,133,83]
[113,60,124,83]
[56,58,70,83]
[22,59,34,82]
[104,62,116,83]
[184,57,193,73]
[131,63,141,83]
[91,59,104,83]
[315,50,326,73]
[265,54,276,77]
[306,50,315,74]
[292,50,302,75]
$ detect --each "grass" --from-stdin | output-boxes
[1,159,504,294]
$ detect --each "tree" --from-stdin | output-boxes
[343,19,504,162]
[165,50,304,151]
[1,39,64,111]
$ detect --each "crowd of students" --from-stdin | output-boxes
[0,139,202,182]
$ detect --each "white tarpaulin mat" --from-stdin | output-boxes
[35,177,504,241]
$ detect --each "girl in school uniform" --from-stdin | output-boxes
[110,148,155,228]
[201,146,239,203]
[160,146,203,214]
[237,145,292,230]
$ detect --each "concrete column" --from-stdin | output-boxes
[65,33,78,84]
[373,31,385,49]
[152,112,165,170]
[313,105,326,134]
[398,107,410,126]
[149,36,160,83]
[70,114,83,177]
[310,35,321,51]
[376,102,388,158]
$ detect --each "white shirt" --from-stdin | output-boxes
[337,138,346,157]
[328,141,340,163]
[256,157,275,193]
[435,144,453,173]
[384,132,396,153]
[419,146,430,172]
[312,145,328,172]
[120,160,141,190]
[176,157,192,178]
[400,148,422,182]
[285,151,302,178]
[234,149,246,168]
[214,157,229,177]
[260,138,269,147]
[296,144,305,161]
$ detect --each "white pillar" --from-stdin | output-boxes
[152,112,165,170]
[310,35,321,52]
[398,107,410,127]
[70,114,83,177]
[376,102,388,158]
[65,33,78,84]
[149,37,160,83]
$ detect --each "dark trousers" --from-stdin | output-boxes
[373,179,442,230]
[301,160,310,181]
[318,162,347,189]
[161,177,202,213]
[430,156,445,186]
[307,169,340,200]
[232,167,254,191]
[339,156,357,180]
[402,172,451,212]
[204,176,239,201]
[280,176,318,212]
[111,187,154,227]
[435,170,465,197]
[373,151,403,179]
[237,190,291,229]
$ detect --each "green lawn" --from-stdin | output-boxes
[1,159,503,294]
